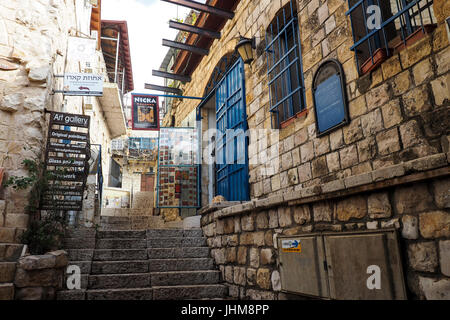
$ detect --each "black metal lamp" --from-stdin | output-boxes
[235,36,256,64]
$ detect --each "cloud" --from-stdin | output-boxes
[102,0,191,93]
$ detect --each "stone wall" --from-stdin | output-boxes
[201,154,450,300]
[172,0,449,202]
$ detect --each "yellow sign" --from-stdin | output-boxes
[281,239,302,253]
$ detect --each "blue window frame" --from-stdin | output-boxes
[346,0,436,75]
[265,0,306,128]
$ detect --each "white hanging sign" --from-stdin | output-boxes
[63,73,103,96]
[67,36,97,62]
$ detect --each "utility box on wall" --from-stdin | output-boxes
[277,230,407,300]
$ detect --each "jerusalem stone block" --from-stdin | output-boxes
[376,128,401,156]
[292,147,301,166]
[271,174,281,191]
[402,215,419,240]
[313,201,333,222]
[381,218,401,229]
[439,240,450,277]
[0,227,15,243]
[365,83,390,110]
[419,211,450,239]
[419,277,450,300]
[14,268,63,288]
[412,58,434,85]
[357,137,377,162]
[402,84,432,117]
[0,283,14,300]
[256,268,271,290]
[268,209,279,228]
[340,145,358,169]
[435,46,450,75]
[226,247,236,264]
[246,268,257,286]
[408,242,438,272]
[225,266,233,283]
[400,120,424,149]
[314,136,330,156]
[295,128,308,146]
[343,118,363,144]
[431,73,450,106]
[322,179,345,193]
[344,172,372,188]
[300,141,314,163]
[256,212,269,229]
[433,0,450,23]
[381,99,403,129]
[372,164,405,182]
[233,267,246,286]
[392,70,411,96]
[0,92,23,113]
[241,214,254,232]
[0,262,16,283]
[287,168,299,185]
[19,255,56,271]
[260,249,275,265]
[312,156,328,178]
[237,247,247,265]
[361,109,384,137]
[399,36,432,68]
[366,221,379,230]
[265,230,274,246]
[432,178,450,209]
[368,192,392,219]
[330,128,344,150]
[336,196,367,221]
[349,95,368,119]
[278,207,292,227]
[381,54,402,79]
[298,163,312,183]
[326,152,340,172]
[250,248,259,268]
[293,205,311,225]
[394,183,433,214]
[405,154,447,172]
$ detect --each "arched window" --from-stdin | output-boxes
[265,0,306,128]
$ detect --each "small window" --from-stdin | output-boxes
[347,0,436,75]
[265,0,306,128]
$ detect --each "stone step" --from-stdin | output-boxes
[150,270,220,286]
[86,288,153,300]
[56,290,86,300]
[67,249,94,262]
[64,274,89,289]
[63,237,96,250]
[65,228,96,239]
[93,249,148,261]
[0,262,16,283]
[0,283,15,300]
[148,258,215,272]
[147,237,207,248]
[67,261,92,274]
[0,243,24,262]
[147,247,210,259]
[88,273,151,290]
[91,260,149,275]
[152,284,227,300]
[96,239,147,250]
[146,229,203,238]
[97,230,146,239]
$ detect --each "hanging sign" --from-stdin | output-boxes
[131,94,160,131]
[41,111,91,212]
[67,36,97,62]
[312,59,349,136]
[63,73,103,96]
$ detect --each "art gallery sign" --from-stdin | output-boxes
[63,73,104,96]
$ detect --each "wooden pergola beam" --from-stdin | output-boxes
[161,0,234,19]
[162,39,209,56]
[152,70,191,83]
[169,20,221,39]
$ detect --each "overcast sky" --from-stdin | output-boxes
[102,0,191,94]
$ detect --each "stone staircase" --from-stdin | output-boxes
[57,228,227,300]
[0,227,25,300]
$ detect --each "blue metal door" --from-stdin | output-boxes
[215,59,250,201]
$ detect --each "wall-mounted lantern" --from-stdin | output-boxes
[235,36,256,64]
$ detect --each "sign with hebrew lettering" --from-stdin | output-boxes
[313,60,349,136]
[63,73,103,96]
[131,94,160,131]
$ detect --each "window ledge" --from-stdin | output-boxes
[280,109,309,129]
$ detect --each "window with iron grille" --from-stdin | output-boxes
[265,0,306,128]
[347,0,436,75]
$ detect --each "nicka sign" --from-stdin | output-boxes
[131,94,160,131]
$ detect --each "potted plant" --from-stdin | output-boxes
[394,24,437,53]
[360,48,392,74]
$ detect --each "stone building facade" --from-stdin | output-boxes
[0,0,129,245]
[165,0,450,299]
